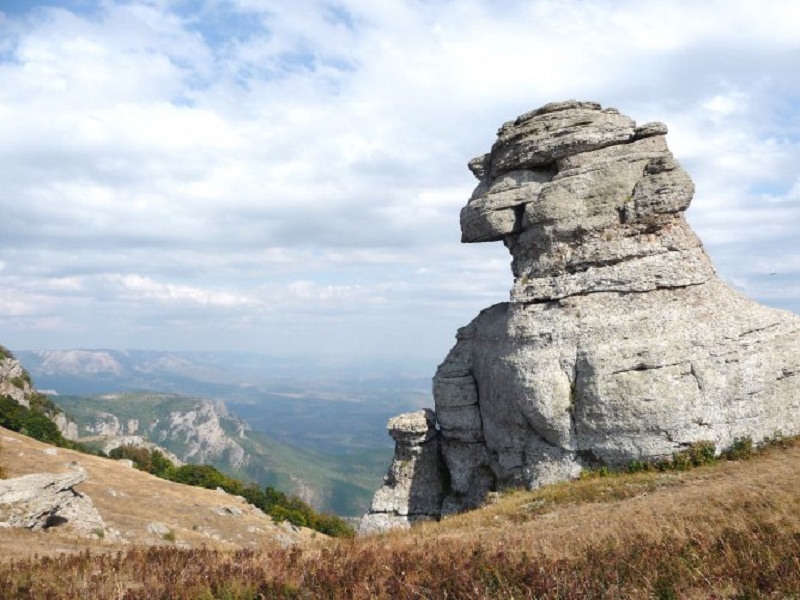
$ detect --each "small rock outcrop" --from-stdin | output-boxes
[0,468,108,534]
[358,410,445,534]
[0,350,34,408]
[362,100,800,531]
[53,413,80,441]
[0,346,79,440]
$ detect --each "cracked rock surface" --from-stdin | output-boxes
[0,468,109,535]
[362,101,800,530]
[358,410,445,534]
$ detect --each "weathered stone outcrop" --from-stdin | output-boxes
[0,468,108,534]
[81,400,242,469]
[0,351,34,408]
[0,347,79,440]
[162,403,248,469]
[362,100,800,530]
[358,410,445,534]
[53,413,80,441]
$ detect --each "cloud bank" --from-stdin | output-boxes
[1,0,799,365]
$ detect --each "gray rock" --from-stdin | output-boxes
[367,100,800,520]
[0,469,108,534]
[358,410,445,535]
[488,101,636,177]
[212,506,243,516]
[53,413,80,441]
[147,521,171,536]
[0,356,32,408]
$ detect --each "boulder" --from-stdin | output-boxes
[0,468,108,534]
[363,100,800,527]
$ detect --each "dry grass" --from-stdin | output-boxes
[0,427,317,560]
[1,435,799,598]
[0,440,6,479]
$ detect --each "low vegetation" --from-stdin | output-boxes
[0,436,798,598]
[0,394,104,457]
[0,395,72,448]
[108,444,354,538]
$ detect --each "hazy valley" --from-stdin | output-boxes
[14,349,431,516]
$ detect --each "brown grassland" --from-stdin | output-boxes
[0,427,316,561]
[1,431,799,599]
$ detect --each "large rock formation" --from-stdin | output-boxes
[362,100,800,531]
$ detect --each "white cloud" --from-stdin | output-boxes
[0,0,798,363]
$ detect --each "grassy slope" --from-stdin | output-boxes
[0,426,315,561]
[2,437,799,598]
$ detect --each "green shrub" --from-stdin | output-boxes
[170,464,236,491]
[109,445,176,478]
[18,410,64,445]
[671,441,716,470]
[8,376,27,389]
[0,394,72,448]
[723,437,754,461]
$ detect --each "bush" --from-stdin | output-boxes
[171,464,237,491]
[723,436,754,461]
[9,376,27,389]
[109,445,177,478]
[18,410,64,445]
[670,441,716,470]
[0,394,75,449]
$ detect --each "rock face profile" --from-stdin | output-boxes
[362,100,800,531]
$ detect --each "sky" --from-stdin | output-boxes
[0,0,799,367]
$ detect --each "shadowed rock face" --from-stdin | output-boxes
[362,101,800,531]
[358,410,445,535]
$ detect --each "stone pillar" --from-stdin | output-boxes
[358,409,445,535]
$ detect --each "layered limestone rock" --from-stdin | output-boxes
[162,403,248,469]
[358,410,445,534]
[0,468,108,534]
[362,101,800,530]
